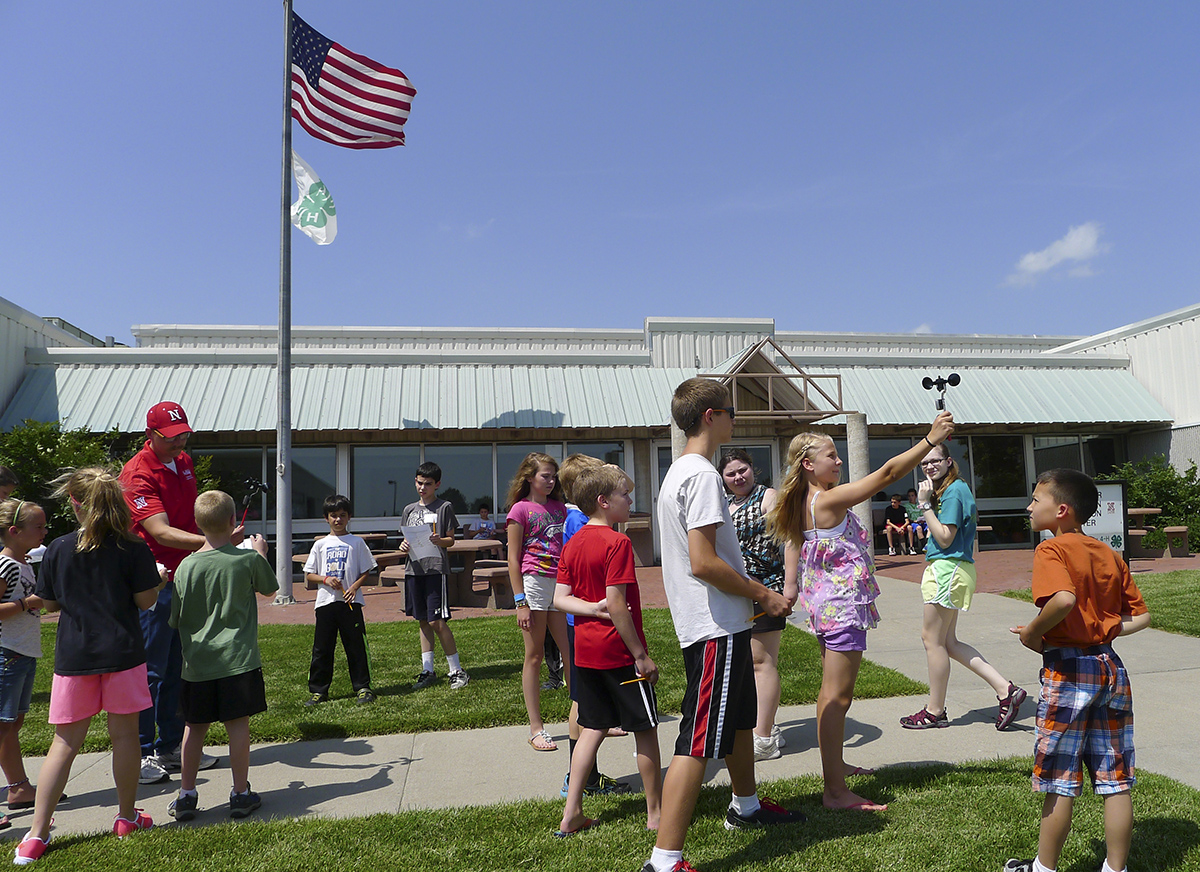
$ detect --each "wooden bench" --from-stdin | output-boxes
[1127,528,1163,559]
[1165,526,1190,558]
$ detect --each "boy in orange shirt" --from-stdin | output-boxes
[1008,468,1150,872]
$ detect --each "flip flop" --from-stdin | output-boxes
[605,726,628,738]
[528,729,558,752]
[554,817,598,838]
[845,766,875,777]
[0,815,9,831]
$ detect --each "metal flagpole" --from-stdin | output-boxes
[274,0,296,604]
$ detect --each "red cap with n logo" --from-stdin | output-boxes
[146,402,192,437]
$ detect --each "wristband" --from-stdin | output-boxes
[17,598,25,611]
[924,436,937,449]
[513,593,527,604]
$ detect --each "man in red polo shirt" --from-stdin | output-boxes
[121,401,242,783]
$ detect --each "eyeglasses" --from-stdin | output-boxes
[712,407,736,421]
[920,458,947,467]
[153,429,189,441]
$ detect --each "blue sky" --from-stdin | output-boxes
[4,3,1197,345]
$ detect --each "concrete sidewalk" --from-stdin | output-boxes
[8,576,1198,840]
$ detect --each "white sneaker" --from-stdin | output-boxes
[753,732,781,761]
[888,547,896,556]
[156,747,219,772]
[449,670,470,690]
[138,756,169,784]
[771,723,786,748]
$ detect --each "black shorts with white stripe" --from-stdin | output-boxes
[675,630,756,759]
[576,662,659,734]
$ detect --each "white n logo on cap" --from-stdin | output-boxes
[168,410,182,421]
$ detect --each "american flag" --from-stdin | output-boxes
[290,13,416,149]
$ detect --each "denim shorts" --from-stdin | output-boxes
[0,649,38,722]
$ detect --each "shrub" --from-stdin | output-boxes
[1109,455,1200,551]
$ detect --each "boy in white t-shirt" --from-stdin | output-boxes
[643,379,804,872]
[303,495,377,706]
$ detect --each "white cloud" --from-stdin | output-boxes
[1005,221,1108,286]
[911,323,934,334]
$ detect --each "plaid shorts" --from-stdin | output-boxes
[1033,645,1135,797]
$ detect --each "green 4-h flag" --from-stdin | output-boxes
[290,151,337,245]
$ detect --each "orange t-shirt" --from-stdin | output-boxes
[1032,533,1147,648]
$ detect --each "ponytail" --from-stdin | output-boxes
[51,467,135,552]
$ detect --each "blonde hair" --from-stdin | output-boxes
[925,442,962,504]
[194,490,236,537]
[574,465,634,518]
[671,378,730,436]
[558,454,605,504]
[765,432,831,549]
[0,498,42,540]
[504,453,563,509]
[51,467,136,552]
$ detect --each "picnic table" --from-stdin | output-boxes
[295,539,504,602]
[1126,507,1162,529]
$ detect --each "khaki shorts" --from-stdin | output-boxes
[921,559,977,611]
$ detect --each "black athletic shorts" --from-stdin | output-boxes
[576,662,659,734]
[180,667,267,725]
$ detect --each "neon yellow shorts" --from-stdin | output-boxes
[921,559,977,611]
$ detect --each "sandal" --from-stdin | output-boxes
[553,816,598,838]
[899,706,948,729]
[528,729,558,751]
[996,683,1027,731]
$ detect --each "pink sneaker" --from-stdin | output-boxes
[13,836,49,865]
[113,810,153,837]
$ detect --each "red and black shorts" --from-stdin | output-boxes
[675,630,756,759]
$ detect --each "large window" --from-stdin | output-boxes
[267,447,335,521]
[190,447,267,532]
[1034,436,1081,477]
[566,441,625,469]
[424,445,493,515]
[351,446,421,517]
[497,443,562,509]
[972,435,1027,499]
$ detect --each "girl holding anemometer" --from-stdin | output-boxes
[0,498,48,830]
[505,453,570,752]
[767,411,953,811]
[15,469,166,865]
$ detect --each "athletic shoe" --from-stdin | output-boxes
[229,785,262,819]
[888,547,896,556]
[138,756,169,784]
[724,796,807,830]
[304,692,328,707]
[1003,860,1035,872]
[900,706,949,729]
[771,723,786,748]
[13,836,48,865]
[541,677,564,691]
[356,688,377,704]
[753,732,781,761]
[585,773,632,796]
[449,671,471,690]
[168,791,198,822]
[157,747,218,772]
[413,670,437,690]
[559,773,571,798]
[113,810,153,837]
[996,684,1028,731]
[640,861,700,872]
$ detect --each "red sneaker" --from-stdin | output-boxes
[113,809,153,837]
[13,836,49,865]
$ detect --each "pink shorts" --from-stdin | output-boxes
[48,664,153,724]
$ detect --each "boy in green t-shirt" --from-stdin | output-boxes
[168,491,278,821]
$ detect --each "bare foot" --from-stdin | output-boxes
[823,788,887,811]
[845,763,875,777]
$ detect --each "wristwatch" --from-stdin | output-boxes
[919,502,933,512]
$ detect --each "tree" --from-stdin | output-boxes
[1109,454,1200,551]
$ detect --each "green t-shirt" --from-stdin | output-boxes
[170,545,279,682]
[903,500,923,522]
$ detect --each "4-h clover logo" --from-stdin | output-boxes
[296,182,336,228]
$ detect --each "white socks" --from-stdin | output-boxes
[421,652,435,673]
[648,848,682,871]
[729,791,761,816]
[447,653,462,673]
[1033,858,1055,872]
[1102,861,1125,872]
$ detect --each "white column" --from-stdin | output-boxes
[846,412,873,561]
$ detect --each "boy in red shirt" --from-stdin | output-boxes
[1008,468,1150,872]
[553,465,661,837]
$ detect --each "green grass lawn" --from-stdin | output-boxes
[16,759,1200,871]
[1002,569,1200,638]
[21,609,926,756]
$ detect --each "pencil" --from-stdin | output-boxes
[620,676,648,685]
